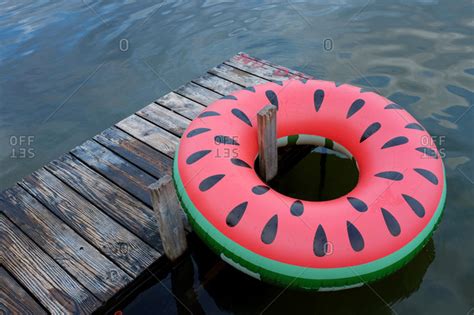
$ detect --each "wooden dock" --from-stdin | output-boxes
[0,53,312,314]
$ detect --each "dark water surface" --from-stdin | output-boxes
[1,1,472,314]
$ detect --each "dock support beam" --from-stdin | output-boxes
[257,104,278,182]
[149,175,187,261]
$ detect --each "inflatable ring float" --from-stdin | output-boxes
[173,79,446,290]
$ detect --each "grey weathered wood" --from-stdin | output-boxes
[258,105,278,181]
[156,92,205,120]
[137,103,190,137]
[149,175,187,261]
[19,168,160,277]
[175,82,221,106]
[0,214,101,314]
[193,73,242,95]
[209,63,267,87]
[0,267,47,315]
[236,52,312,79]
[1,186,131,301]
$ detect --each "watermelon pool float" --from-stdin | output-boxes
[173,79,446,290]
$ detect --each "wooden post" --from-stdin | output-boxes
[149,175,187,261]
[257,104,278,182]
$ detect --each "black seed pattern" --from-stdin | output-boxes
[187,128,211,138]
[222,95,237,100]
[226,202,248,227]
[231,108,252,127]
[381,136,409,149]
[402,194,425,218]
[313,224,328,257]
[266,90,278,108]
[261,215,278,244]
[199,174,225,192]
[384,103,403,109]
[290,200,304,216]
[347,221,364,252]
[414,168,438,185]
[405,123,425,131]
[381,208,401,236]
[347,99,365,118]
[245,86,256,92]
[360,122,381,143]
[416,147,438,159]
[375,171,404,181]
[186,150,211,164]
[314,89,324,112]
[214,135,239,145]
[230,158,251,168]
[198,111,220,118]
[347,197,368,212]
[252,185,270,195]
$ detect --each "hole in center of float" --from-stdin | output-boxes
[254,135,359,201]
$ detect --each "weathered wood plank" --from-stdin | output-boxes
[175,82,222,106]
[0,214,101,314]
[209,63,267,87]
[94,127,172,179]
[19,168,160,277]
[71,140,156,206]
[236,52,312,79]
[1,186,131,301]
[116,115,179,158]
[258,105,278,181]
[192,73,242,95]
[149,175,187,261]
[136,103,190,137]
[45,154,162,251]
[155,92,205,120]
[0,267,47,315]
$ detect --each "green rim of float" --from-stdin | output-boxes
[172,145,447,290]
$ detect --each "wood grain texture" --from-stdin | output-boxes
[136,103,190,137]
[71,140,156,206]
[193,73,242,95]
[175,82,221,106]
[258,105,278,182]
[94,127,172,179]
[0,267,47,315]
[1,185,131,301]
[1,214,101,314]
[19,168,160,277]
[209,63,267,87]
[149,175,187,261]
[116,115,179,158]
[45,154,162,251]
[156,92,205,120]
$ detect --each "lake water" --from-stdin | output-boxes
[1,1,472,314]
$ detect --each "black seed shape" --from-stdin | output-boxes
[230,158,251,168]
[226,202,248,227]
[214,135,239,145]
[313,224,328,257]
[273,80,283,86]
[375,171,404,181]
[231,108,252,127]
[222,95,237,100]
[360,122,381,143]
[186,150,211,164]
[266,90,278,108]
[290,200,304,216]
[314,89,324,112]
[198,111,220,118]
[405,123,425,131]
[252,185,270,195]
[245,86,256,92]
[416,147,438,159]
[414,168,438,185]
[347,197,368,212]
[347,99,365,118]
[381,136,409,149]
[187,128,211,138]
[199,174,225,192]
[381,208,401,236]
[402,194,425,218]
[347,221,364,252]
[261,215,278,244]
[385,103,403,109]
